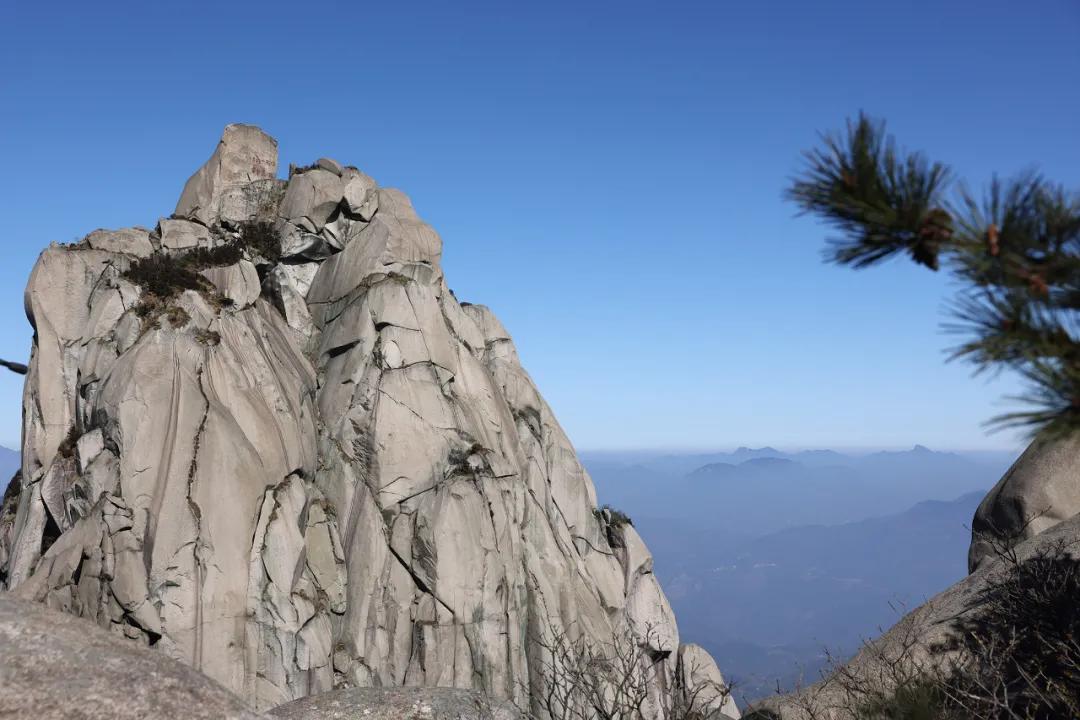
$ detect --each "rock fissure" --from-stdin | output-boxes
[186,365,211,671]
[571,534,617,558]
[386,542,456,618]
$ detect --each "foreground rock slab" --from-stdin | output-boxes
[0,594,264,720]
[270,686,523,720]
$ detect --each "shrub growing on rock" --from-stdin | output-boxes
[595,504,633,529]
[56,424,82,459]
[941,543,1080,719]
[122,224,281,330]
[123,254,209,300]
[236,219,281,263]
[194,329,222,346]
[123,225,280,302]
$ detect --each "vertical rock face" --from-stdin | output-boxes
[0,126,737,718]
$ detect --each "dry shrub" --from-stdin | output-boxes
[942,541,1080,719]
[194,328,221,346]
[771,540,1080,720]
[56,424,81,459]
[165,305,191,328]
[236,220,281,263]
[525,619,733,720]
[122,221,281,330]
[123,254,209,300]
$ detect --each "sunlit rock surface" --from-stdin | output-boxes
[0,594,264,720]
[968,432,1080,572]
[0,125,736,718]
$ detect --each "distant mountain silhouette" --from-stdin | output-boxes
[0,447,17,491]
[584,445,1012,536]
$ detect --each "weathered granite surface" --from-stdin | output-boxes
[0,125,737,719]
[0,594,263,720]
[968,432,1080,572]
[269,686,523,720]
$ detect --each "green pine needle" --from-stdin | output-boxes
[787,113,1080,438]
[785,112,953,270]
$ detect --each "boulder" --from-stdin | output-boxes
[342,170,378,220]
[968,432,1080,572]
[278,220,340,261]
[269,687,523,720]
[175,123,278,226]
[306,202,442,305]
[85,227,154,257]
[0,594,264,719]
[278,168,344,231]
[75,428,104,474]
[201,260,262,308]
[262,265,316,341]
[159,217,211,251]
[315,157,343,176]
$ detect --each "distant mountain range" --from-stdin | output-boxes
[582,445,1014,536]
[642,490,986,704]
[580,446,1017,704]
[0,447,17,491]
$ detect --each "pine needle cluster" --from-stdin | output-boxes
[786,113,1080,438]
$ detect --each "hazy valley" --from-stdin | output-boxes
[583,446,1016,703]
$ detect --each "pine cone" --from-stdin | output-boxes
[914,208,953,270]
[987,224,1000,256]
[1029,273,1049,296]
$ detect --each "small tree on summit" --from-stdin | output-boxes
[786,113,1080,438]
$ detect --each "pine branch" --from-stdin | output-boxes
[787,113,1080,437]
[989,359,1080,440]
[944,291,1079,370]
[785,112,953,270]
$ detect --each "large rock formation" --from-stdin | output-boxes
[0,124,736,718]
[968,432,1080,572]
[0,594,264,719]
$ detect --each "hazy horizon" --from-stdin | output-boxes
[0,441,1027,457]
[578,443,1024,455]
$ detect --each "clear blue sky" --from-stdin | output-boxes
[1,0,1077,453]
